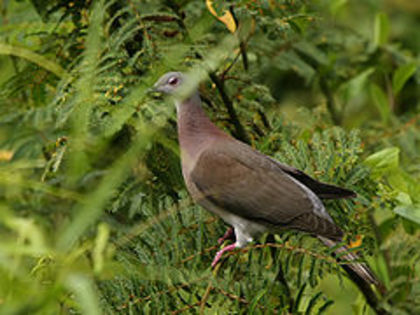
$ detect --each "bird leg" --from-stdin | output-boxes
[217,227,235,245]
[211,243,237,268]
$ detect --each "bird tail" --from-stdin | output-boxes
[318,236,386,295]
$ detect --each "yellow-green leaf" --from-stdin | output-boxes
[394,204,420,225]
[373,12,389,47]
[364,147,399,178]
[65,274,101,315]
[93,223,110,274]
[206,0,237,33]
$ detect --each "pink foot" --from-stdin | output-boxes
[218,228,235,245]
[211,243,237,268]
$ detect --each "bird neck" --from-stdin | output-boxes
[176,92,226,159]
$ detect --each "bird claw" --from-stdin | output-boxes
[217,227,235,245]
[211,243,237,268]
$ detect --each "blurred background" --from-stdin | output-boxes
[0,0,419,314]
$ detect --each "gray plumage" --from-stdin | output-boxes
[153,71,381,289]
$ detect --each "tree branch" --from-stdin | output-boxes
[209,72,251,144]
[229,6,248,71]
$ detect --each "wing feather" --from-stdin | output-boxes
[190,140,316,226]
[271,160,357,199]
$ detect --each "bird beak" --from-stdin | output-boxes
[146,87,156,95]
[147,85,164,99]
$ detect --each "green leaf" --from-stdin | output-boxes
[248,289,267,313]
[294,283,307,312]
[93,223,110,274]
[369,83,390,123]
[378,217,398,242]
[57,131,151,251]
[394,204,420,225]
[0,43,66,78]
[374,252,391,289]
[402,217,420,234]
[392,63,417,96]
[275,51,316,84]
[395,191,412,205]
[352,293,369,315]
[329,0,348,15]
[0,206,48,256]
[340,67,375,102]
[373,12,390,46]
[65,274,101,315]
[294,41,328,65]
[363,147,399,178]
[318,299,334,314]
[304,291,322,315]
[31,0,55,20]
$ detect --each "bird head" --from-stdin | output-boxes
[152,72,185,95]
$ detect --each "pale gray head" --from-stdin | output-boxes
[153,72,185,95]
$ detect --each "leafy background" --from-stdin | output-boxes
[0,0,419,314]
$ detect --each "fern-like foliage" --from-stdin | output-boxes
[0,0,419,314]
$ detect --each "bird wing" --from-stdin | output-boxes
[270,159,357,199]
[189,139,318,226]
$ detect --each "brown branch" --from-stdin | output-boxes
[214,287,277,313]
[117,276,210,311]
[178,245,219,265]
[244,243,338,264]
[229,5,248,71]
[141,14,179,22]
[220,50,242,79]
[171,301,202,315]
[199,282,213,314]
[178,240,340,268]
[209,72,251,144]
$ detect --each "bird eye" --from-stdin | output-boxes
[168,77,179,86]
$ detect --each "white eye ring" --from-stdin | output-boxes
[168,77,179,85]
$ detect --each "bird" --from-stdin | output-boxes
[152,71,383,293]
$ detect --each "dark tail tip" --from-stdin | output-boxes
[316,184,357,199]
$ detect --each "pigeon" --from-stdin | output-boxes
[152,71,383,292]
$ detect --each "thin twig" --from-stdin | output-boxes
[243,243,338,264]
[117,276,210,310]
[171,301,202,315]
[229,5,248,70]
[214,287,278,313]
[220,50,242,79]
[178,245,219,265]
[209,72,251,144]
[199,263,221,314]
[215,287,250,305]
[199,281,214,314]
[179,241,340,267]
